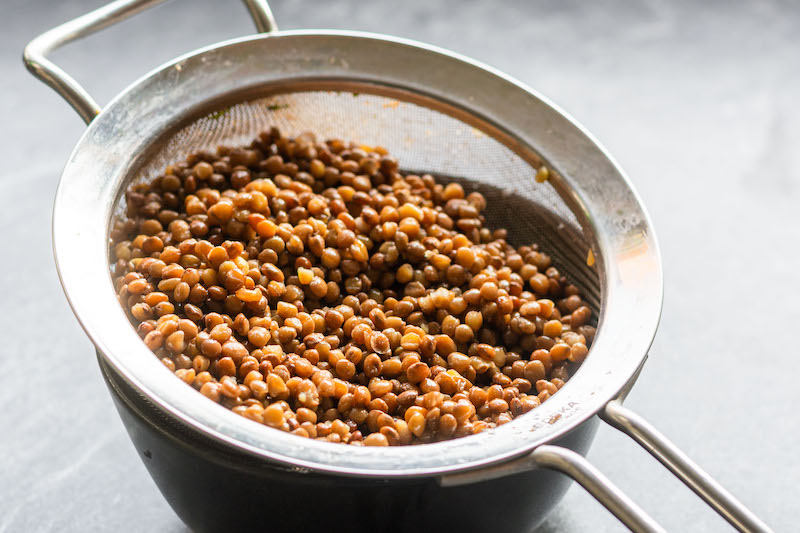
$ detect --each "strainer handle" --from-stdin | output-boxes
[441,399,774,533]
[440,442,667,533]
[22,0,277,124]
[600,400,773,533]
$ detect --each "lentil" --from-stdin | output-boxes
[111,130,595,445]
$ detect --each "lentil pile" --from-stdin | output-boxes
[111,129,596,447]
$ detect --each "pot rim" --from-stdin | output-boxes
[53,29,663,477]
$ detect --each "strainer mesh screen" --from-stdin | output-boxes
[131,90,599,308]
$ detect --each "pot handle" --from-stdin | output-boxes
[23,0,277,125]
[441,401,773,533]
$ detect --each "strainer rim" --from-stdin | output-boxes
[53,29,663,477]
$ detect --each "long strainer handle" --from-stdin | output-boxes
[441,398,773,533]
[23,0,277,125]
[600,401,773,533]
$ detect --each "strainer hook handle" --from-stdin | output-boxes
[441,398,773,532]
[600,400,773,533]
[22,0,277,124]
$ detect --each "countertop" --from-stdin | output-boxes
[2,0,798,531]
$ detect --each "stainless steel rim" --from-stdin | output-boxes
[45,27,661,476]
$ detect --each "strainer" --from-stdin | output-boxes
[24,1,772,532]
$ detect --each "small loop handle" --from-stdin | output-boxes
[23,0,277,124]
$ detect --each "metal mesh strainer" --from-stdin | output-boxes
[24,1,771,532]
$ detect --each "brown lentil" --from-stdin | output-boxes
[110,130,595,446]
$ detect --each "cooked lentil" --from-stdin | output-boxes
[110,129,596,446]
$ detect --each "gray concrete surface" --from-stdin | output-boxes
[2,0,798,531]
